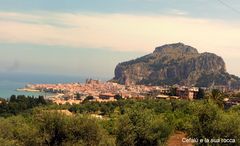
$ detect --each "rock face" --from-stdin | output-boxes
[112,43,240,88]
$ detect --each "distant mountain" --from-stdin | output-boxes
[112,43,240,88]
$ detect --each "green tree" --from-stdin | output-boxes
[36,112,69,146]
[36,111,103,146]
[116,108,173,146]
[67,116,102,146]
[114,94,122,100]
[0,116,41,146]
[213,111,240,145]
[100,104,111,116]
[207,89,225,108]
[76,93,81,100]
[196,88,205,99]
[84,96,94,101]
[189,101,221,140]
[169,87,177,96]
[9,95,17,102]
[116,115,136,146]
[38,96,47,105]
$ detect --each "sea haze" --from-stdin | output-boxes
[0,72,106,99]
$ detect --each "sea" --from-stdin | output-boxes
[0,72,105,99]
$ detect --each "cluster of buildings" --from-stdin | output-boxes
[23,79,202,105]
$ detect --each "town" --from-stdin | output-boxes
[20,79,240,106]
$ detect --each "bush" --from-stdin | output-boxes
[0,116,41,146]
[35,111,103,146]
[116,108,173,146]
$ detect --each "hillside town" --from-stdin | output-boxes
[19,79,240,106]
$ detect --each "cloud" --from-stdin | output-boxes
[0,11,240,56]
[167,9,188,16]
[1,11,240,76]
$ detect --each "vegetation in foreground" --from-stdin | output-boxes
[0,92,240,146]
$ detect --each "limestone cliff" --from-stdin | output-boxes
[112,43,240,88]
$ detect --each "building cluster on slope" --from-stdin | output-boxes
[23,79,203,105]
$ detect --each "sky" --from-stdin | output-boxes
[0,0,240,79]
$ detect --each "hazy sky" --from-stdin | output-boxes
[1,0,240,78]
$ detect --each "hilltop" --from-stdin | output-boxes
[112,43,240,88]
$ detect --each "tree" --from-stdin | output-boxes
[76,93,81,100]
[100,104,111,116]
[207,89,225,108]
[116,115,136,146]
[0,138,20,146]
[68,116,102,146]
[116,108,173,146]
[153,100,172,113]
[0,98,8,114]
[169,87,177,96]
[114,94,122,100]
[213,112,240,145]
[0,98,6,103]
[189,101,220,140]
[38,96,47,105]
[83,96,94,103]
[36,111,103,146]
[9,95,17,102]
[0,115,41,146]
[196,88,205,99]
[37,112,68,146]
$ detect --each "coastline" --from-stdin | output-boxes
[16,88,40,92]
[16,87,62,99]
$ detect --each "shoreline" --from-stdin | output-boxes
[16,88,40,92]
[15,88,60,99]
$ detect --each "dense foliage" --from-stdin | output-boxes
[0,95,47,117]
[0,95,240,146]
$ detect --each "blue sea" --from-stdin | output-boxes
[0,72,103,99]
